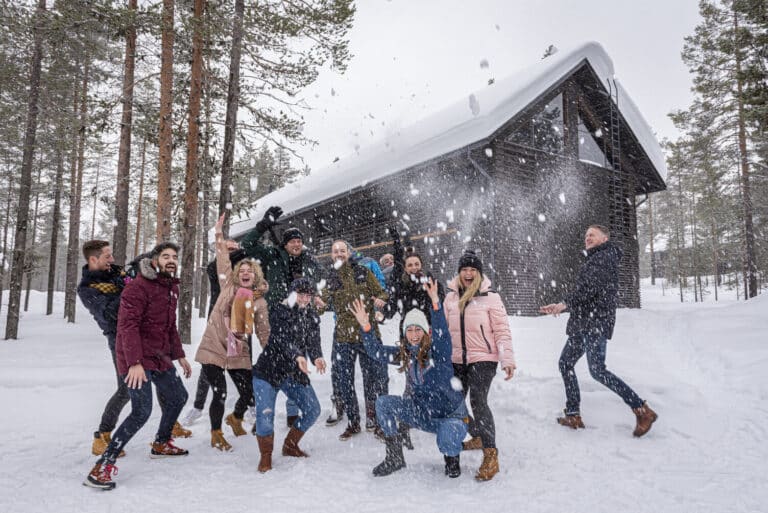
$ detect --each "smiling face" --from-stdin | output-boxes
[459,266,478,288]
[331,241,350,264]
[404,255,422,275]
[584,227,608,250]
[295,291,313,308]
[284,238,303,257]
[405,325,424,346]
[154,248,178,276]
[237,262,255,287]
[88,245,114,272]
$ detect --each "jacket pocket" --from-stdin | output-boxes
[479,325,493,353]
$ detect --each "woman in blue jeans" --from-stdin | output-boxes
[251,278,326,472]
[349,279,469,478]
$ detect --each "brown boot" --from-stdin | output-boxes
[92,432,126,458]
[257,434,274,472]
[282,427,309,457]
[462,436,483,451]
[339,422,361,441]
[475,448,499,481]
[225,413,247,437]
[632,402,658,437]
[171,422,192,438]
[557,411,585,429]
[210,429,232,451]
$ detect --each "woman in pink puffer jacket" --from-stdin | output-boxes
[444,250,515,482]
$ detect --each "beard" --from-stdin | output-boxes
[159,263,177,277]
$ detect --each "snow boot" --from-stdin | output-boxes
[92,431,125,458]
[444,455,461,478]
[287,415,299,428]
[365,401,377,431]
[225,413,247,437]
[171,421,192,438]
[150,439,189,458]
[210,429,232,452]
[557,411,585,430]
[475,448,499,481]
[372,435,406,477]
[182,408,203,426]
[257,434,274,473]
[398,423,414,450]
[282,427,309,457]
[338,422,361,441]
[632,402,658,437]
[462,436,483,451]
[325,401,344,427]
[83,461,117,490]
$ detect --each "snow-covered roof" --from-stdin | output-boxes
[229,41,667,238]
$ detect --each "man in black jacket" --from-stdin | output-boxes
[540,225,657,437]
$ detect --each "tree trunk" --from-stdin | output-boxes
[198,52,212,318]
[0,168,15,316]
[711,219,719,302]
[47,141,64,315]
[5,0,46,339]
[24,165,43,312]
[90,161,100,240]
[178,0,205,345]
[134,136,147,258]
[218,0,245,233]
[156,0,175,243]
[112,0,138,265]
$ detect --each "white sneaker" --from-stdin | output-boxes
[182,408,203,426]
[244,406,256,423]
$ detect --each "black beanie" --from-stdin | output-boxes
[282,227,304,246]
[458,250,483,275]
[290,277,315,295]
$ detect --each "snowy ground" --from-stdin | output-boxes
[0,283,766,513]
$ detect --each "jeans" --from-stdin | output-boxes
[252,377,321,436]
[97,341,131,433]
[331,341,389,425]
[201,364,253,430]
[559,334,643,414]
[376,395,467,456]
[453,361,498,448]
[101,367,189,464]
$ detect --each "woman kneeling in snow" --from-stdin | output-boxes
[349,279,468,478]
[252,277,326,472]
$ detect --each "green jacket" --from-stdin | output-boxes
[320,261,388,344]
[240,227,324,308]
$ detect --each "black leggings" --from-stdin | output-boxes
[453,361,498,449]
[201,364,253,431]
[194,336,254,410]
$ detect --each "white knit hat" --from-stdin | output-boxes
[402,309,430,335]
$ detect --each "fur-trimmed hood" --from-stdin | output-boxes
[138,257,179,285]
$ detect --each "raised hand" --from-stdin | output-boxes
[349,298,371,329]
[424,278,439,304]
[264,205,283,223]
[215,212,226,235]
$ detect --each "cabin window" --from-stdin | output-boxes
[577,114,611,168]
[505,93,564,154]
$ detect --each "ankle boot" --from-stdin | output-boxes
[557,411,585,429]
[444,455,461,478]
[372,435,406,477]
[225,413,247,437]
[475,448,499,481]
[256,434,274,473]
[210,429,232,452]
[282,427,309,457]
[171,421,192,438]
[398,423,414,450]
[462,436,483,451]
[365,401,377,431]
[632,401,658,437]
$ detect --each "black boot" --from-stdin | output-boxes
[398,423,414,450]
[372,435,406,477]
[444,455,461,478]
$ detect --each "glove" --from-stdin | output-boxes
[387,225,400,243]
[255,205,283,233]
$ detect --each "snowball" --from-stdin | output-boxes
[450,376,463,392]
[595,128,603,138]
[551,280,557,288]
[559,192,566,204]
[249,177,258,190]
[469,94,480,116]
[286,291,297,307]
[225,202,232,210]
[463,236,471,243]
[317,279,326,291]
[484,148,493,158]
[539,273,544,280]
[333,260,343,270]
[244,301,252,308]
[392,210,398,217]
[538,214,546,222]
[403,214,411,221]
[410,189,419,196]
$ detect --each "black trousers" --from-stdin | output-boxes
[452,361,498,449]
[201,364,253,431]
[194,336,254,410]
[97,342,131,433]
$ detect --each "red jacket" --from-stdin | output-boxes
[444,276,514,368]
[116,258,185,375]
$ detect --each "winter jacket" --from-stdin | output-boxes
[563,240,622,339]
[444,276,515,369]
[351,253,387,288]
[240,226,323,308]
[195,234,270,370]
[319,261,388,343]
[252,302,323,387]
[362,303,465,419]
[115,258,185,375]
[206,248,247,317]
[77,264,126,345]
[384,269,446,334]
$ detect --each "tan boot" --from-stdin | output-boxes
[225,413,247,437]
[462,436,483,451]
[282,427,309,457]
[556,411,585,429]
[257,434,274,473]
[210,429,232,451]
[171,421,192,438]
[475,448,499,481]
[91,431,125,457]
[632,402,658,437]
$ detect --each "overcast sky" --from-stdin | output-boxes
[294,0,701,172]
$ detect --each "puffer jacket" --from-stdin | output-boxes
[444,276,514,369]
[115,258,185,375]
[195,233,270,370]
[77,263,126,344]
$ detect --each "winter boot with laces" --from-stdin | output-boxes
[225,413,247,437]
[91,431,126,458]
[444,455,461,478]
[282,427,309,457]
[557,411,585,430]
[372,435,406,477]
[338,422,361,441]
[475,448,499,481]
[257,434,274,473]
[171,421,192,438]
[632,401,658,437]
[83,461,118,490]
[210,429,232,451]
[462,436,483,451]
[150,439,189,458]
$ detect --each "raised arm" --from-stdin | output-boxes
[350,298,398,365]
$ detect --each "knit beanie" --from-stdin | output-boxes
[290,277,315,295]
[282,227,304,246]
[402,309,430,335]
[457,250,483,275]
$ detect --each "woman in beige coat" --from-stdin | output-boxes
[195,213,270,451]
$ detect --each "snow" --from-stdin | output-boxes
[1,285,767,512]
[226,41,667,240]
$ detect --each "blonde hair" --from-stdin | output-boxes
[232,258,264,288]
[457,272,483,313]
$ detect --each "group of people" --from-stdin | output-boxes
[78,205,657,491]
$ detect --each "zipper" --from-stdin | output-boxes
[459,309,467,366]
[479,325,493,352]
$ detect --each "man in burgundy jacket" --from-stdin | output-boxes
[84,242,192,491]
